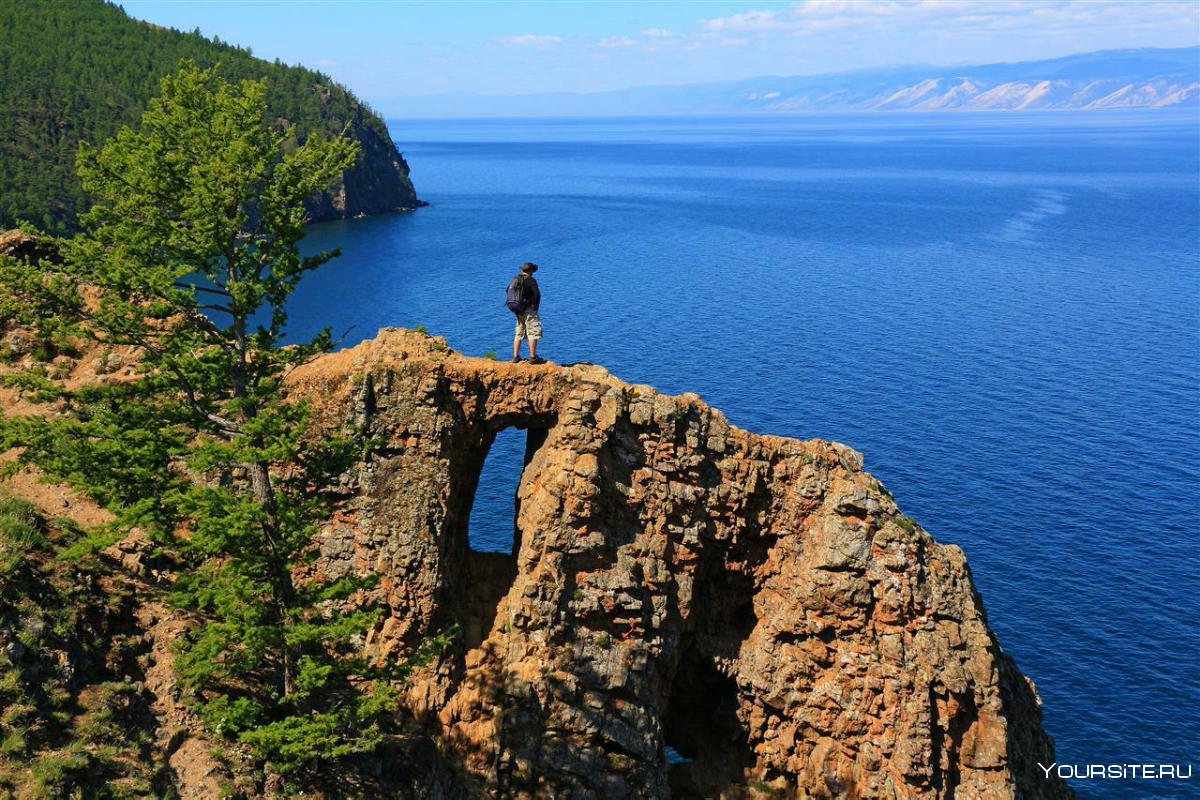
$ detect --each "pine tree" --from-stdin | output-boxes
[0,63,433,777]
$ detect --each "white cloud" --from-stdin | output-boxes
[698,0,1197,37]
[480,0,1196,92]
[499,34,564,47]
[584,26,703,53]
[640,28,683,38]
[702,9,779,32]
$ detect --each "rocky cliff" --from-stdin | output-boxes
[299,96,423,222]
[283,328,1071,798]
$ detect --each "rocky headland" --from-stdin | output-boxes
[286,329,1070,798]
[298,89,424,222]
[0,307,1072,797]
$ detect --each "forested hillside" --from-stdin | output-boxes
[0,0,419,234]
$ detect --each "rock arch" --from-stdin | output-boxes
[292,329,1070,798]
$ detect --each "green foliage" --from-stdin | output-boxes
[0,0,405,234]
[75,682,139,744]
[896,515,917,533]
[0,727,26,758]
[0,496,47,549]
[237,685,392,774]
[0,63,435,779]
[26,751,93,798]
[413,324,427,333]
[0,506,157,796]
[55,521,126,564]
[484,351,497,360]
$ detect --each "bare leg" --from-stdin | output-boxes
[512,336,521,360]
[529,338,538,359]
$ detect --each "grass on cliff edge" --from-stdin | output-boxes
[0,495,162,798]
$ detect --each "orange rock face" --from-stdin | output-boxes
[290,328,1071,798]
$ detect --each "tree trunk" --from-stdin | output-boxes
[247,458,300,699]
[233,301,300,700]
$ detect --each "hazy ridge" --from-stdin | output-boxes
[392,46,1199,117]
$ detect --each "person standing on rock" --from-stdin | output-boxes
[507,261,545,364]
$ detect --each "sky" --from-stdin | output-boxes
[123,0,1200,108]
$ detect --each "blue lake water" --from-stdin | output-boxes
[290,113,1200,796]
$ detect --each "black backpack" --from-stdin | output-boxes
[505,274,530,313]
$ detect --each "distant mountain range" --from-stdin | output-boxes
[392,47,1199,117]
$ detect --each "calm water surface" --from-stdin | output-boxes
[289,113,1199,796]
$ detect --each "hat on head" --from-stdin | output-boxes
[521,261,538,274]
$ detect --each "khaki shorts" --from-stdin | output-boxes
[515,311,543,341]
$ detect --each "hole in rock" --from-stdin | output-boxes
[663,745,693,765]
[468,426,525,556]
[663,645,754,794]
[460,426,550,650]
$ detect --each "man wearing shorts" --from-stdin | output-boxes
[509,261,545,364]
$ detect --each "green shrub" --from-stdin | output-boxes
[896,515,917,533]
[0,497,46,549]
[484,351,497,360]
[0,727,28,757]
[0,668,22,698]
[237,686,394,775]
[31,339,55,363]
[27,751,93,798]
[77,683,136,744]
[54,520,122,564]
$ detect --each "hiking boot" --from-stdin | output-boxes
[511,356,523,363]
[529,356,546,365]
